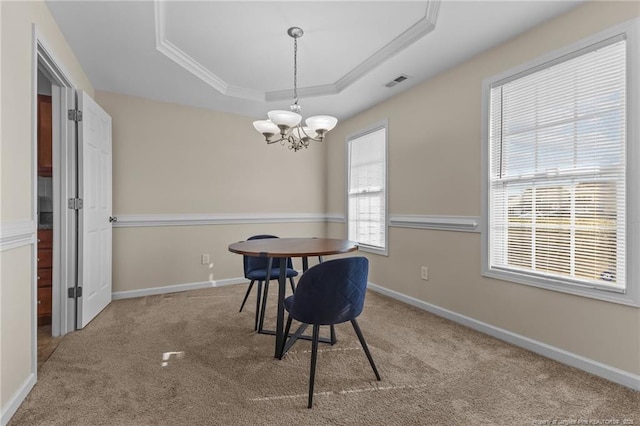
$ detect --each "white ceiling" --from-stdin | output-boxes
[46,1,581,120]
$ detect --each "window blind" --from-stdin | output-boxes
[348,127,386,250]
[489,38,626,291]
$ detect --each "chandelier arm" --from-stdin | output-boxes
[266,136,286,145]
[299,126,324,142]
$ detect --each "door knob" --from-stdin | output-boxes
[109,216,118,223]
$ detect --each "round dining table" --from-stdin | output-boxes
[229,237,358,358]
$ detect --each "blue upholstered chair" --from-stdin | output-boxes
[239,235,298,331]
[280,256,381,408]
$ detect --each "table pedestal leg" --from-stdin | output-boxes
[257,258,272,333]
[275,259,286,358]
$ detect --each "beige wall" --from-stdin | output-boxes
[2,1,639,420]
[95,91,327,291]
[113,223,326,293]
[326,1,640,375]
[0,248,32,408]
[0,0,93,413]
[1,1,93,222]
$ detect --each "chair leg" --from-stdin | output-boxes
[254,281,263,331]
[279,314,293,360]
[330,325,337,345]
[258,280,270,331]
[308,324,320,409]
[239,280,255,312]
[289,277,296,294]
[351,319,381,381]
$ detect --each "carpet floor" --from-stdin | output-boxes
[10,285,639,425]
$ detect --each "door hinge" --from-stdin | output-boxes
[68,109,83,122]
[68,287,82,298]
[68,198,83,210]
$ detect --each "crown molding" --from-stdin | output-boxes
[268,0,441,101]
[154,1,264,102]
[154,0,440,102]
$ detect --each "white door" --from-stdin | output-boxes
[77,90,112,328]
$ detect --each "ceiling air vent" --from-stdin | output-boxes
[385,74,410,88]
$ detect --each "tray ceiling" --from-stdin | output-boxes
[46,1,581,120]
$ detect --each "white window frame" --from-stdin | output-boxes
[481,18,640,307]
[346,120,389,256]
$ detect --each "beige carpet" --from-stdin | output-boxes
[10,285,639,425]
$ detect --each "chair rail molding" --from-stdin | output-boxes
[113,213,331,228]
[326,214,346,223]
[0,220,37,251]
[390,214,480,233]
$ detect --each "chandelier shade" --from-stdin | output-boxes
[306,115,338,133]
[267,110,302,128]
[254,27,338,151]
[252,120,280,138]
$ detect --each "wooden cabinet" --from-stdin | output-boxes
[37,95,53,177]
[37,229,53,325]
[37,95,54,325]
[38,287,52,320]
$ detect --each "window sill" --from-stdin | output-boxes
[482,267,639,307]
[358,245,388,257]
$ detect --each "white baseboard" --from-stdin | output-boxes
[112,278,247,300]
[212,277,248,287]
[367,282,640,391]
[1,373,36,426]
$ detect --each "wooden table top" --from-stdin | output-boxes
[228,237,358,258]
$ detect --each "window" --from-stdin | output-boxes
[347,122,388,255]
[482,20,640,305]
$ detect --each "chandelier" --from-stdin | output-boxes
[253,27,338,151]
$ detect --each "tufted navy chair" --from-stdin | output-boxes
[281,256,381,408]
[240,235,298,331]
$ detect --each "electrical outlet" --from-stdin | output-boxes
[201,254,210,265]
[421,266,429,281]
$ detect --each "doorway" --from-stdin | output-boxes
[32,32,114,373]
[35,69,62,367]
[33,35,79,371]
